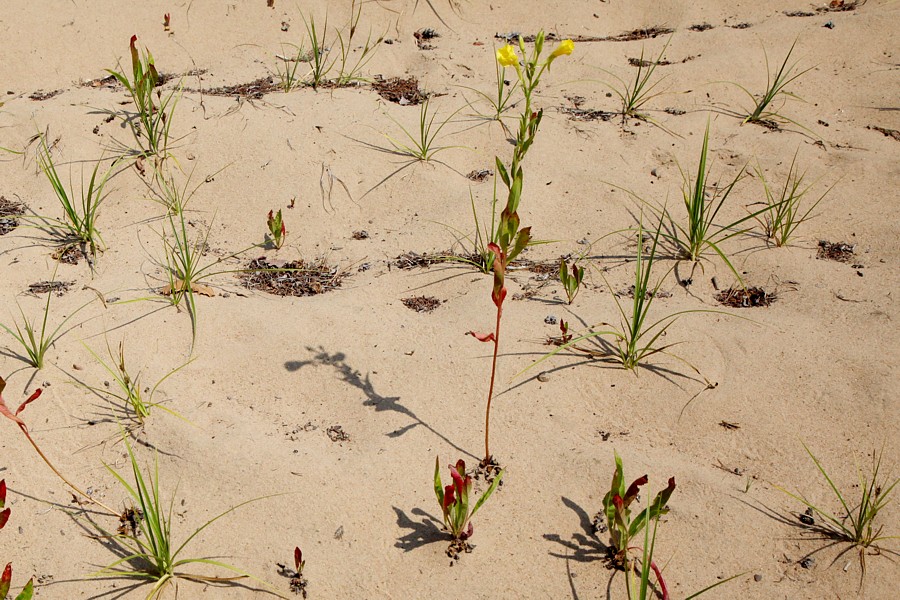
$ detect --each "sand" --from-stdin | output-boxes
[0,0,898,598]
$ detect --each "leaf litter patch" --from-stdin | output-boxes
[28,281,73,296]
[402,296,442,313]
[716,286,775,308]
[0,196,26,235]
[240,256,345,296]
[372,76,427,105]
[817,240,855,263]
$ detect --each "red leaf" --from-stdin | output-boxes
[467,331,495,343]
[442,484,455,510]
[0,479,6,506]
[294,546,302,572]
[0,397,27,429]
[460,521,474,540]
[0,563,11,597]
[612,494,624,510]
[16,388,42,416]
[624,475,648,506]
[0,508,9,530]
[491,285,507,309]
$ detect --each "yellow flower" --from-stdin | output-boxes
[496,44,518,67]
[549,39,574,61]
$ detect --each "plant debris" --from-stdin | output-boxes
[559,106,615,122]
[784,10,815,17]
[617,285,672,299]
[28,281,72,296]
[372,76,427,105]
[597,26,675,42]
[351,230,369,240]
[817,240,855,262]
[29,89,64,101]
[80,74,120,89]
[240,256,345,296]
[156,68,208,86]
[401,296,442,313]
[0,196,26,236]
[495,32,559,43]
[414,28,439,50]
[393,251,449,269]
[818,0,866,11]
[664,107,686,115]
[689,23,714,32]
[867,125,900,142]
[715,286,775,308]
[730,22,753,29]
[326,425,350,442]
[117,506,143,537]
[202,76,280,100]
[52,245,85,265]
[466,169,493,182]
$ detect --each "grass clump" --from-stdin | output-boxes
[602,39,671,123]
[735,39,812,127]
[36,133,115,260]
[752,151,834,247]
[84,340,193,425]
[780,443,898,575]
[0,279,93,369]
[94,434,284,598]
[384,99,462,162]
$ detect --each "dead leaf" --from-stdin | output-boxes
[160,279,216,297]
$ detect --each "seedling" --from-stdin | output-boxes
[0,276,94,369]
[650,122,771,285]
[384,100,463,162]
[287,546,307,597]
[275,44,307,93]
[601,39,671,123]
[333,0,383,86]
[93,433,285,598]
[84,340,193,424]
[434,458,503,557]
[301,13,333,89]
[267,209,286,249]
[752,151,834,247]
[735,40,813,127]
[36,133,114,259]
[0,376,117,514]
[559,258,585,304]
[107,35,181,160]
[779,443,898,575]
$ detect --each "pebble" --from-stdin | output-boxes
[537,372,550,382]
[754,574,762,582]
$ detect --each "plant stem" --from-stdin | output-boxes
[483,304,503,465]
[19,425,117,515]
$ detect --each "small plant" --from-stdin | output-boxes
[559,258,585,304]
[84,340,193,424]
[780,443,898,575]
[460,45,520,125]
[468,33,573,468]
[0,279,93,369]
[107,35,181,160]
[652,122,770,285]
[434,458,504,557]
[94,433,284,597]
[36,133,114,259]
[602,39,671,122]
[602,453,676,596]
[333,0,383,86]
[287,546,307,597]
[384,99,462,162]
[267,209,286,249]
[735,39,812,126]
[275,44,306,93]
[1,480,35,600]
[0,376,118,514]
[302,13,333,90]
[752,151,834,247]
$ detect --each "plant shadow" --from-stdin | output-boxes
[392,506,447,552]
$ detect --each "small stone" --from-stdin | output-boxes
[753,574,762,582]
[799,513,814,525]
[799,556,815,569]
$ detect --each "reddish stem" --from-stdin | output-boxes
[649,560,669,600]
[483,303,503,465]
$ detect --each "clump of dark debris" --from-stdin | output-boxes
[466,169,493,182]
[52,245,85,265]
[29,89,64,101]
[372,76,427,105]
[716,286,775,308]
[0,196,26,236]
[817,240,855,263]
[326,425,350,442]
[240,256,344,296]
[28,281,72,296]
[402,296,442,313]
[201,76,281,100]
[393,251,450,269]
[689,23,714,32]
[414,28,439,50]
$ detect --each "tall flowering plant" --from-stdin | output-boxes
[468,33,573,468]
